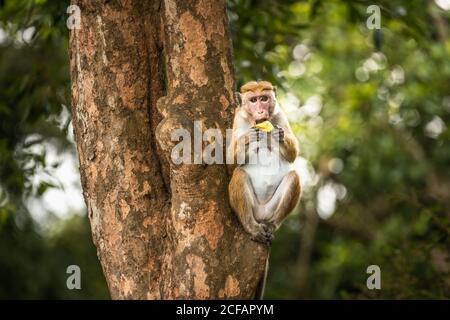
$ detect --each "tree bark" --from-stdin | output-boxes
[69,0,268,299]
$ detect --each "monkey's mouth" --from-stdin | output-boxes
[255,118,269,124]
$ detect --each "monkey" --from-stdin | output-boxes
[228,80,302,299]
[228,80,301,242]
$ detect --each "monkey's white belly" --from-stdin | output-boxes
[243,147,291,203]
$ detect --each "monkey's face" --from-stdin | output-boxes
[243,90,275,123]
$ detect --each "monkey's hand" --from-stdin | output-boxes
[235,129,262,164]
[244,128,263,144]
[272,126,285,143]
[243,129,266,157]
[245,221,274,245]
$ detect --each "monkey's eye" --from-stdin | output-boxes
[249,97,258,103]
[260,95,269,102]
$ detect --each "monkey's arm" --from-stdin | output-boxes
[229,133,249,165]
[279,131,299,163]
[271,113,299,163]
[230,116,260,165]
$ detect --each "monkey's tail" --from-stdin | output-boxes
[254,246,271,300]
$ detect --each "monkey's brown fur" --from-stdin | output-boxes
[240,80,274,93]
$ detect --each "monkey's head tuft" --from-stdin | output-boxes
[240,80,275,94]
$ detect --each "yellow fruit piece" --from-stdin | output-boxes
[254,120,274,132]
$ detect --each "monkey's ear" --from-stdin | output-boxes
[234,92,242,106]
[273,86,278,96]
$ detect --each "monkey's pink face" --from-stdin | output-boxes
[244,91,274,123]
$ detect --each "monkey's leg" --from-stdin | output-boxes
[263,170,301,230]
[229,167,274,244]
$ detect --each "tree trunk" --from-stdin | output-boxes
[69,0,268,299]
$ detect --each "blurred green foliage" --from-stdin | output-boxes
[0,213,109,299]
[0,0,108,299]
[0,0,449,299]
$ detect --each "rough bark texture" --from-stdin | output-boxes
[70,0,268,299]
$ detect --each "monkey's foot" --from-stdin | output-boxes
[250,223,274,245]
